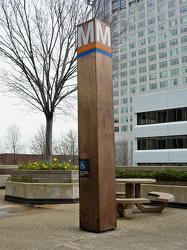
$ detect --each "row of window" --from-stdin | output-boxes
[137,108,187,125]
[117,70,187,81]
[114,115,132,123]
[114,125,132,132]
[119,57,186,71]
[137,135,187,150]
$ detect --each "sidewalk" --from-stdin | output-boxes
[0,188,187,250]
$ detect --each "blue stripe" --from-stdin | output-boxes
[77,48,112,58]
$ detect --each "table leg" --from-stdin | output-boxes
[124,183,134,215]
[135,184,141,198]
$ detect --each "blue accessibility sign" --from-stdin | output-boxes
[79,159,90,177]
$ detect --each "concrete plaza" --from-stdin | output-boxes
[0,189,187,250]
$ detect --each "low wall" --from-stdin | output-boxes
[0,175,10,188]
[116,166,187,171]
[0,165,18,174]
[5,181,79,204]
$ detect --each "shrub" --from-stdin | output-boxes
[116,169,187,182]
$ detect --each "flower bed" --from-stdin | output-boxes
[5,159,79,204]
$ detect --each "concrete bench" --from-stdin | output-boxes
[116,197,150,217]
[136,191,174,213]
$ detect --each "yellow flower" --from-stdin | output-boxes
[53,158,57,162]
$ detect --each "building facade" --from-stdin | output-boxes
[96,0,187,165]
[133,88,187,166]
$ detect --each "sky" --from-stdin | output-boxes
[0,94,78,153]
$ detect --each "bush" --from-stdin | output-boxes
[116,169,187,182]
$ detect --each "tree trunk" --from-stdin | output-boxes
[45,116,53,162]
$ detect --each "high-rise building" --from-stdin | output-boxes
[96,0,187,165]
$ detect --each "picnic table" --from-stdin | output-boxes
[116,178,174,217]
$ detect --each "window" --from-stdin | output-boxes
[139,85,147,92]
[160,71,168,78]
[139,75,147,83]
[158,33,167,40]
[148,17,155,25]
[121,125,128,132]
[130,68,137,75]
[138,3,145,11]
[148,36,156,43]
[129,16,136,24]
[149,83,157,90]
[120,71,127,78]
[158,4,166,13]
[170,38,178,46]
[181,26,187,33]
[130,78,137,84]
[120,54,127,60]
[171,68,179,76]
[169,10,177,18]
[130,51,136,58]
[158,23,166,31]
[149,54,156,61]
[180,0,187,3]
[114,117,119,123]
[148,27,156,34]
[121,62,127,69]
[183,77,187,84]
[138,39,146,46]
[159,61,167,68]
[170,48,178,56]
[182,56,187,63]
[160,80,168,88]
[113,90,119,97]
[121,80,128,87]
[114,126,119,132]
[158,14,166,22]
[169,19,177,27]
[114,108,119,115]
[121,98,128,104]
[129,24,136,32]
[159,40,167,49]
[170,29,178,37]
[121,116,128,123]
[182,66,187,74]
[149,73,157,80]
[121,89,128,95]
[149,64,157,71]
[138,30,145,37]
[139,48,146,55]
[129,42,136,49]
[182,46,187,53]
[149,45,156,52]
[138,21,145,29]
[181,36,187,43]
[130,87,137,94]
[148,9,155,16]
[129,8,135,15]
[129,33,136,41]
[129,60,136,67]
[139,66,146,73]
[113,82,119,88]
[121,107,128,113]
[139,57,146,64]
[180,16,187,23]
[147,0,154,8]
[114,99,119,106]
[159,52,167,59]
[168,0,176,8]
[170,58,179,66]
[138,12,145,20]
[171,79,180,86]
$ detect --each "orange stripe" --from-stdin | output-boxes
[77,43,112,55]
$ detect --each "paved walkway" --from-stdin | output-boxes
[0,189,187,250]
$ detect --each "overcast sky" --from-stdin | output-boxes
[0,94,78,152]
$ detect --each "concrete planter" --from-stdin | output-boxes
[5,170,79,204]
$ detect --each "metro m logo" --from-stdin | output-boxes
[77,19,111,48]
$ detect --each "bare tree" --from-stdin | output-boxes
[54,129,78,165]
[4,124,25,164]
[0,0,94,162]
[29,124,46,159]
[115,139,132,166]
